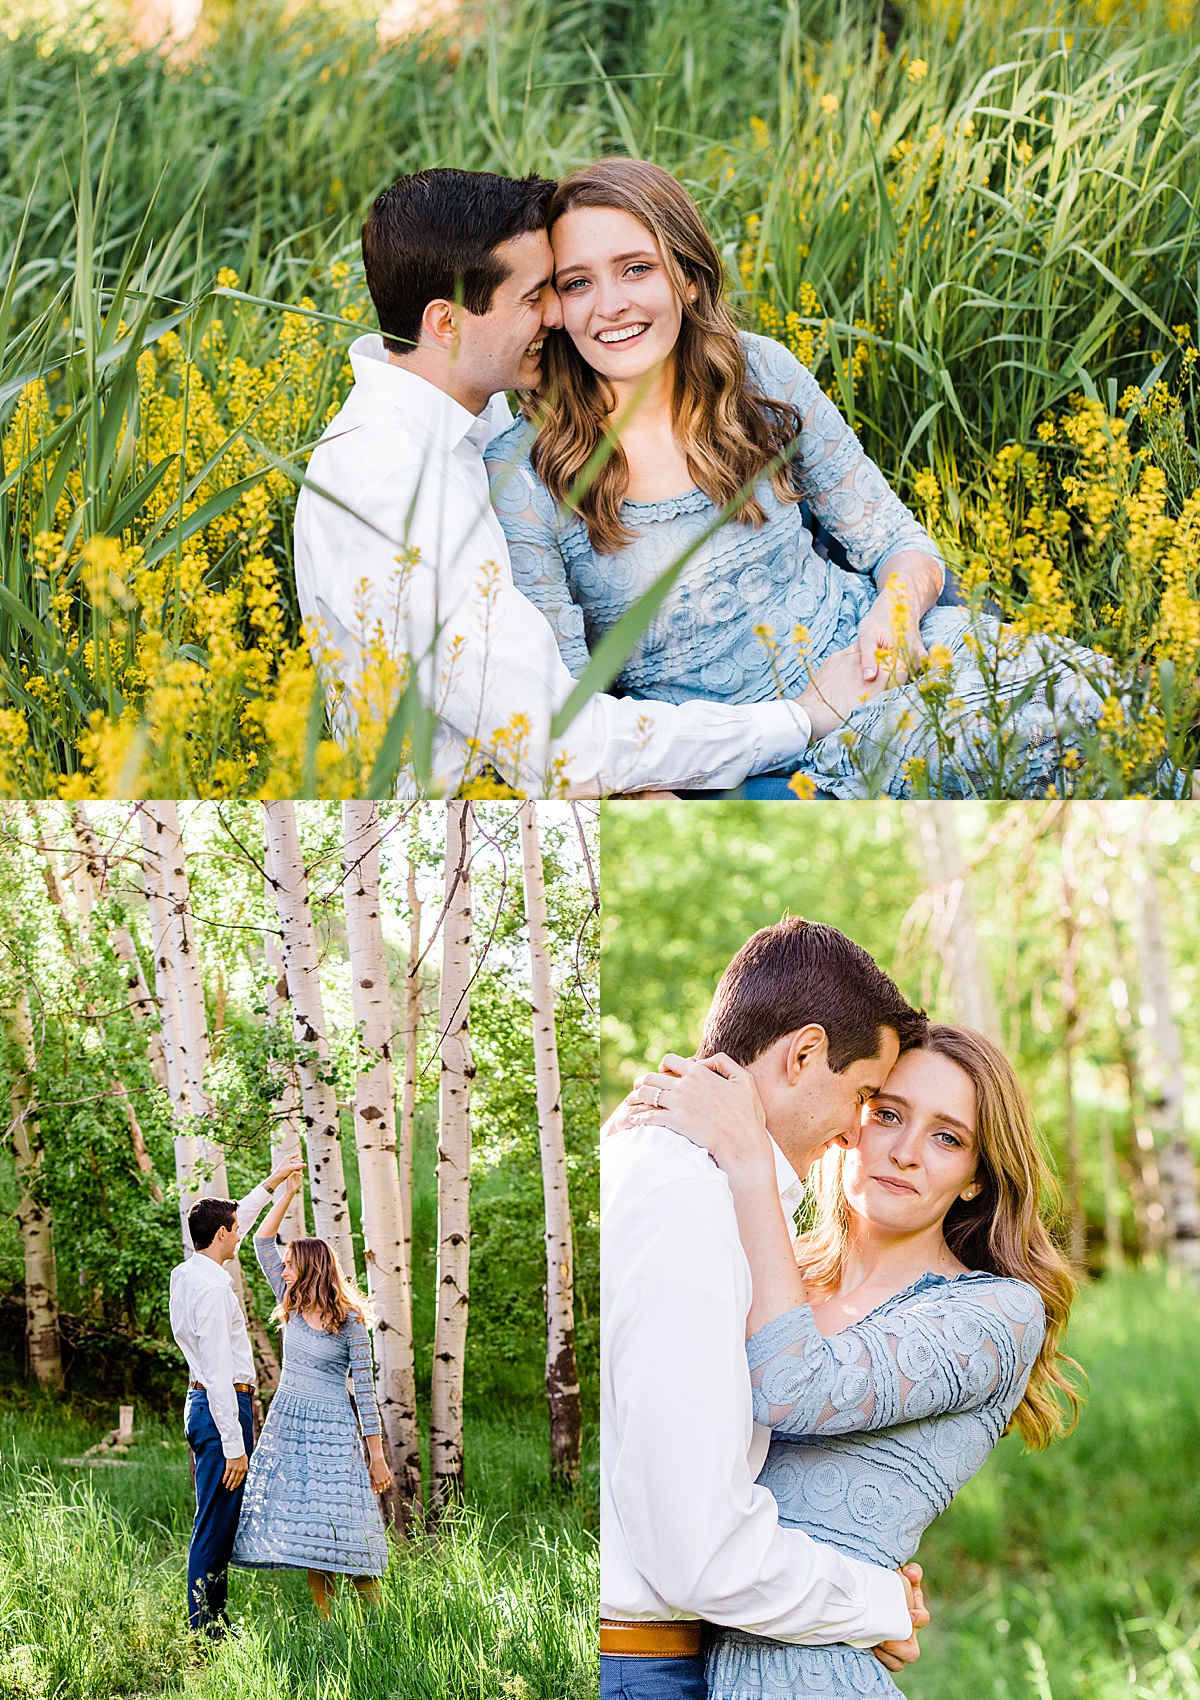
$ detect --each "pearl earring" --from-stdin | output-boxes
[961,1184,980,1200]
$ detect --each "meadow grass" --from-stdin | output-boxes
[0,1395,598,1699]
[2,0,1199,793]
[900,1271,1200,1699]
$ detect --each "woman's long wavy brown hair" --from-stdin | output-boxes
[273,1237,374,1334]
[527,157,805,555]
[798,1025,1084,1450]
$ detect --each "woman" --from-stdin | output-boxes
[231,1169,392,1614]
[486,158,1110,799]
[624,1026,1081,1697]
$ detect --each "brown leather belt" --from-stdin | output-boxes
[600,1620,704,1658]
[189,1380,253,1394]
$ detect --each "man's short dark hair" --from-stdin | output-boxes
[361,168,556,355]
[699,917,927,1071]
[188,1197,238,1251]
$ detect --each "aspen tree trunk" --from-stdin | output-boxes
[518,802,582,1487]
[1095,864,1164,1260]
[6,992,63,1390]
[139,805,200,1252]
[400,833,422,1260]
[262,802,355,1276]
[1058,820,1087,1272]
[262,832,307,1242]
[343,802,423,1524]
[32,805,163,1200]
[1130,814,1200,1276]
[431,801,473,1514]
[1097,1110,1126,1273]
[913,803,1000,1041]
[71,805,168,1091]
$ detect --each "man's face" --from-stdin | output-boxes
[757,1025,902,1179]
[455,229,563,401]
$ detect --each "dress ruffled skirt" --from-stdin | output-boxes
[231,1385,388,1575]
[706,1629,901,1699]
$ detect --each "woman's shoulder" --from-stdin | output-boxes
[740,330,819,404]
[933,1269,1047,1331]
[485,413,537,469]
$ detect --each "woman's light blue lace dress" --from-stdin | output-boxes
[486,334,1108,798]
[231,1239,388,1576]
[706,1271,1045,1699]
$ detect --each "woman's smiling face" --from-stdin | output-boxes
[550,204,685,382]
[841,1046,980,1235]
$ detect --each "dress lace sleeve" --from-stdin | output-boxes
[486,425,592,679]
[254,1235,288,1303]
[346,1315,382,1437]
[745,333,944,588]
[746,1277,1045,1437]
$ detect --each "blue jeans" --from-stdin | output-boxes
[184,1388,254,1635]
[600,1654,708,1699]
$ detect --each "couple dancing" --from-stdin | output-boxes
[295,160,1111,801]
[600,917,1081,1698]
[168,1153,391,1636]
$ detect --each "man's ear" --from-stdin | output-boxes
[419,297,460,352]
[784,1023,829,1084]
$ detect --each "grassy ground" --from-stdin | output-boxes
[0,1395,598,1699]
[899,1272,1200,1699]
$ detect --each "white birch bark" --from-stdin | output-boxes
[262,831,307,1242]
[343,802,423,1520]
[262,801,355,1276]
[431,801,473,1512]
[6,991,63,1390]
[400,837,421,1261]
[913,803,1000,1041]
[518,802,582,1487]
[69,803,169,1093]
[139,805,199,1251]
[1130,812,1200,1274]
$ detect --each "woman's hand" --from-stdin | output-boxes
[625,1054,774,1187]
[855,556,942,685]
[367,1443,393,1496]
[281,1166,303,1200]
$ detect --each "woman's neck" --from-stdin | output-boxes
[606,356,676,435]
[839,1216,965,1297]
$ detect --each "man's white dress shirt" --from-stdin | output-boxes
[168,1185,272,1459]
[293,336,812,797]
[600,1124,912,1646]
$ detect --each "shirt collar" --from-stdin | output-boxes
[185,1251,233,1286]
[771,1137,804,1211]
[348,333,492,452]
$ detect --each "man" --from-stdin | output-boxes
[294,167,887,798]
[168,1153,303,1636]
[601,919,930,1698]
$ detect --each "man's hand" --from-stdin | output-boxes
[873,1563,929,1672]
[797,644,898,740]
[222,1452,249,1491]
[266,1151,304,1193]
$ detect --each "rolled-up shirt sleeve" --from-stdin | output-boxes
[236,1183,272,1241]
[604,1156,912,1645]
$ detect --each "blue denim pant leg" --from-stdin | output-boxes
[184,1389,254,1636]
[599,1654,708,1699]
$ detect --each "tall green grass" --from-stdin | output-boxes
[0,1400,597,1699]
[901,1272,1200,1699]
